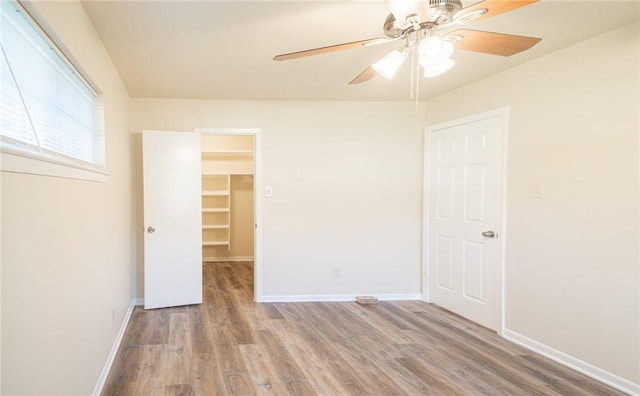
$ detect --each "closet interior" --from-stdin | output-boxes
[201,134,255,262]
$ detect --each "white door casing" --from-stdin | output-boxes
[195,127,263,302]
[143,130,202,309]
[423,109,507,331]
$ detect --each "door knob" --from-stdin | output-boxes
[481,230,496,238]
[147,226,156,234]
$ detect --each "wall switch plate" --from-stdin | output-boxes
[265,186,273,198]
[530,183,544,199]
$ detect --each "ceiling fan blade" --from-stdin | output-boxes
[451,29,541,56]
[349,66,378,85]
[273,38,390,61]
[461,0,539,24]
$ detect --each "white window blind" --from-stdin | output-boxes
[0,0,105,169]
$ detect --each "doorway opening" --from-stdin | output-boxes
[197,128,262,302]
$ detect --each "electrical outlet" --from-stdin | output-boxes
[332,268,341,278]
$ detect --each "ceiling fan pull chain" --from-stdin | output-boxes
[415,50,420,111]
[409,48,416,99]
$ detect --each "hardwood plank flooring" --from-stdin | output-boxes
[103,262,625,395]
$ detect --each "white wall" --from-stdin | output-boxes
[130,100,426,300]
[1,1,133,394]
[425,22,639,386]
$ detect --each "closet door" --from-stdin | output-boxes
[143,130,202,309]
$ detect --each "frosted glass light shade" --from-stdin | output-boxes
[423,58,455,78]
[418,37,455,77]
[372,50,407,80]
[419,37,454,59]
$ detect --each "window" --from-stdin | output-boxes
[1,0,106,181]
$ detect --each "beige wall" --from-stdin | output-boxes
[2,2,631,393]
[425,22,639,384]
[231,175,255,259]
[1,1,133,394]
[130,100,426,299]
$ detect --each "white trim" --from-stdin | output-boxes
[260,293,422,303]
[133,298,144,306]
[422,107,508,333]
[421,126,430,302]
[92,301,136,396]
[498,109,509,337]
[1,146,109,182]
[503,329,640,396]
[203,256,254,262]
[195,128,261,135]
[195,128,263,303]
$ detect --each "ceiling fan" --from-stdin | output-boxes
[273,0,542,84]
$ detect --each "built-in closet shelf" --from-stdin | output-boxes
[201,134,255,260]
[202,241,229,247]
[202,225,229,230]
[202,150,253,157]
[202,190,230,197]
[201,171,231,253]
[202,208,230,213]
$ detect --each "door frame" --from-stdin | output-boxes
[422,107,508,335]
[195,127,263,302]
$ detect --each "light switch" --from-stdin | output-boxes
[529,183,544,199]
[265,186,273,198]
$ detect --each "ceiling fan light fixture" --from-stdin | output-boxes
[387,0,428,23]
[428,0,463,25]
[423,58,455,78]
[418,37,453,59]
[372,49,408,80]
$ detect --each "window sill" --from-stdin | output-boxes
[1,146,109,183]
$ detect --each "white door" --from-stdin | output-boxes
[425,109,506,330]
[143,130,202,309]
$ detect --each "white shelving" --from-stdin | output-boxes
[201,134,255,262]
[202,150,253,156]
[201,174,230,257]
[202,225,229,230]
[202,208,230,213]
[202,190,229,196]
[202,241,229,246]
[201,144,254,175]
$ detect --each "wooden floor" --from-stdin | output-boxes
[103,262,624,395]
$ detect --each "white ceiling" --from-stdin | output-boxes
[81,0,639,101]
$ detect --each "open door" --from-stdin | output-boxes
[143,130,202,309]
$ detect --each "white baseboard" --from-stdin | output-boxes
[503,329,640,396]
[260,293,422,303]
[133,298,144,306]
[203,256,254,262]
[91,301,136,396]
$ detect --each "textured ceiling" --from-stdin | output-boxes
[81,0,640,101]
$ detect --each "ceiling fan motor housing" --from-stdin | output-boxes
[383,0,464,38]
[429,0,464,25]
